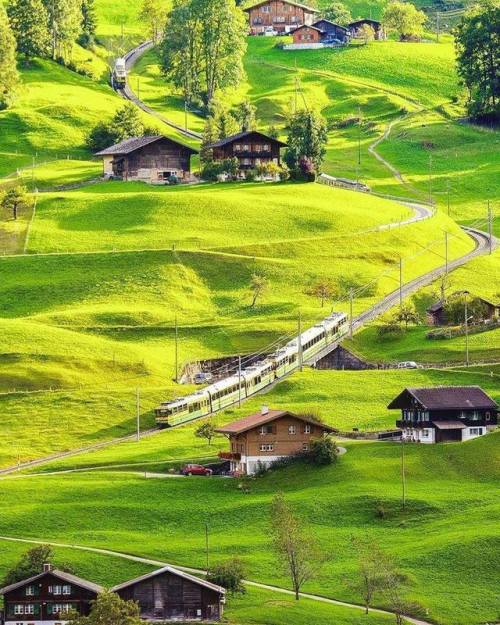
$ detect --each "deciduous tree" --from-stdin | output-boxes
[67,591,142,625]
[207,558,245,594]
[383,1,426,41]
[284,109,328,178]
[7,0,50,64]
[80,0,97,46]
[3,545,53,586]
[306,280,334,307]
[42,0,82,61]
[236,100,256,132]
[323,1,352,25]
[249,274,268,307]
[1,185,29,220]
[309,436,338,465]
[394,303,419,329]
[194,420,216,445]
[140,0,168,43]
[358,23,375,44]
[0,3,19,108]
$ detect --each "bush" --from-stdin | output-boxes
[309,436,338,465]
[207,558,246,594]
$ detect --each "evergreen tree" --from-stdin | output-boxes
[80,0,97,45]
[42,0,81,60]
[110,102,145,141]
[0,3,20,108]
[7,0,50,64]
[284,109,328,178]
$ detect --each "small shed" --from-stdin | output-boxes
[292,24,324,44]
[348,18,385,40]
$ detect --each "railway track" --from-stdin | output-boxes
[113,41,202,142]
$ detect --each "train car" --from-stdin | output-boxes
[155,389,210,427]
[273,343,299,379]
[113,57,127,88]
[243,360,275,396]
[207,375,246,413]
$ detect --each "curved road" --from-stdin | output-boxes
[0,536,431,625]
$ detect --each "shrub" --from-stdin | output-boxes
[207,558,246,594]
[309,436,338,465]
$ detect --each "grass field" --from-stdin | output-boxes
[1,432,498,625]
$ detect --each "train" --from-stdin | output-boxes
[155,311,349,427]
[112,58,127,88]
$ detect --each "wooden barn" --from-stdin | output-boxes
[95,135,198,184]
[426,297,500,326]
[0,564,103,625]
[348,18,386,40]
[111,566,225,622]
[244,0,319,35]
[208,130,287,172]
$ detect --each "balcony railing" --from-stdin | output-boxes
[218,451,241,461]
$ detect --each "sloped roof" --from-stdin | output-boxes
[433,420,466,430]
[348,19,382,27]
[313,19,349,31]
[216,409,337,435]
[111,566,225,595]
[95,135,198,156]
[0,570,103,596]
[244,0,319,14]
[388,387,498,411]
[293,24,324,34]
[207,130,287,149]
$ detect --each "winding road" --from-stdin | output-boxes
[0,536,432,625]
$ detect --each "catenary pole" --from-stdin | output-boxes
[136,387,140,442]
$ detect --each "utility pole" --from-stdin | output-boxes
[184,100,188,131]
[298,311,303,371]
[205,522,209,572]
[137,76,140,100]
[174,315,179,383]
[436,11,440,43]
[428,154,433,205]
[445,231,448,280]
[487,200,493,255]
[464,291,470,367]
[238,355,242,408]
[349,288,354,339]
[294,59,298,114]
[136,387,140,442]
[446,178,451,217]
[401,437,406,511]
[399,257,403,309]
[357,105,362,168]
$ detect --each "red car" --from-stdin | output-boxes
[181,464,213,476]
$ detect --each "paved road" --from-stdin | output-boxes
[114,41,202,141]
[0,536,432,625]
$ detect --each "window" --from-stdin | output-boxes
[486,411,491,421]
[51,585,62,595]
[259,444,273,452]
[304,424,311,434]
[234,144,242,151]
[469,427,483,436]
[14,605,24,615]
[25,605,35,615]
[263,144,270,151]
[422,429,430,437]
[302,443,309,451]
[261,5,270,12]
[62,585,71,595]
[25,585,36,596]
[288,425,296,435]
[259,424,273,435]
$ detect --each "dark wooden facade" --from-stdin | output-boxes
[112,567,225,622]
[209,131,286,171]
[426,297,500,326]
[0,567,102,625]
[312,19,350,43]
[245,0,318,35]
[96,136,198,184]
[388,386,498,443]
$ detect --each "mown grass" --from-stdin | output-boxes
[1,433,498,625]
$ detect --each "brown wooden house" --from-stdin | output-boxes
[426,297,500,326]
[95,135,198,184]
[244,0,319,35]
[0,564,103,625]
[111,566,225,622]
[292,19,350,45]
[388,386,498,444]
[216,407,337,474]
[348,19,386,40]
[208,130,287,173]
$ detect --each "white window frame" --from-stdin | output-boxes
[62,585,71,595]
[25,586,35,596]
[304,424,311,434]
[52,585,62,595]
[25,605,35,615]
[14,605,24,615]
[288,425,296,435]
[259,444,273,452]
[302,443,309,451]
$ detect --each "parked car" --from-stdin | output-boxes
[194,371,213,385]
[397,361,421,369]
[181,464,213,476]
[263,27,278,36]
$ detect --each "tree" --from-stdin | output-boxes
[80,0,97,46]
[382,1,426,41]
[358,23,375,44]
[194,420,216,445]
[207,558,245,594]
[284,110,328,178]
[7,0,50,64]
[443,293,489,325]
[236,100,256,132]
[309,436,338,465]
[3,545,53,586]
[160,0,247,106]
[0,3,19,109]
[249,274,268,307]
[350,540,390,614]
[323,1,352,26]
[270,493,324,600]
[87,102,146,151]
[140,0,168,43]
[307,280,334,307]
[394,303,419,329]
[42,0,82,61]
[455,1,500,122]
[67,591,142,625]
[1,185,29,220]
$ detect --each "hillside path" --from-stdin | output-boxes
[0,535,431,625]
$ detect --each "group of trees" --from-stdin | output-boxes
[383,1,426,41]
[87,102,152,151]
[0,3,20,108]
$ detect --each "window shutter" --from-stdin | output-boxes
[47,604,52,615]
[34,604,41,615]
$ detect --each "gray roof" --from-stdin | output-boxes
[244,0,319,14]
[349,19,382,27]
[388,386,498,411]
[433,420,466,430]
[95,135,198,156]
[313,19,349,32]
[111,566,225,595]
[208,130,287,149]
[0,570,103,596]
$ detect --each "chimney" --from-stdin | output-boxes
[261,405,269,415]
[43,563,52,573]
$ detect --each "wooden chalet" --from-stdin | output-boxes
[216,407,337,475]
[426,297,500,326]
[388,386,498,443]
[0,564,103,625]
[292,19,350,45]
[244,0,319,35]
[348,19,386,40]
[95,135,198,184]
[208,130,287,172]
[111,566,225,622]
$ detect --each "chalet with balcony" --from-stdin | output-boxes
[0,564,103,625]
[95,135,198,184]
[216,407,337,474]
[208,131,287,172]
[244,0,319,35]
[111,566,225,622]
[348,19,386,40]
[388,386,498,444]
[291,19,350,46]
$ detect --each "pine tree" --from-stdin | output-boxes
[0,3,20,108]
[110,102,145,141]
[7,0,50,64]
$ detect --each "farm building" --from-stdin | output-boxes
[388,386,498,443]
[216,407,337,474]
[244,0,319,35]
[426,296,500,326]
[291,19,350,47]
[348,19,386,40]
[111,566,225,622]
[0,563,103,625]
[95,135,198,184]
[208,130,287,172]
